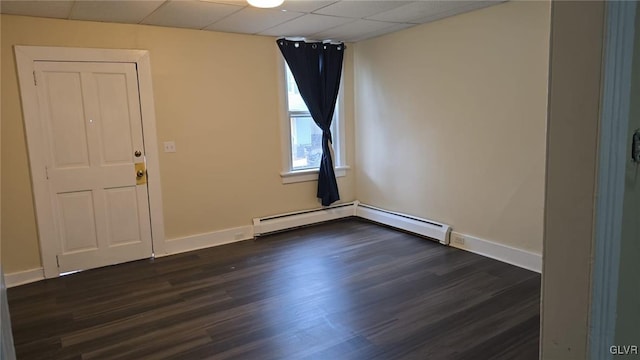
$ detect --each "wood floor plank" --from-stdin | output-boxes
[8,219,540,359]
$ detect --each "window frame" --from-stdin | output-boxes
[278,57,348,184]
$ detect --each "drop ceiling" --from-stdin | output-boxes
[0,0,502,42]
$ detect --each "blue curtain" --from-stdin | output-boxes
[277,39,345,206]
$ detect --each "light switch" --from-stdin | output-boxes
[163,141,176,153]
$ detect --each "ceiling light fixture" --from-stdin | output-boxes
[247,0,284,8]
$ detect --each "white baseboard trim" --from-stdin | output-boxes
[449,231,542,273]
[252,202,540,273]
[4,205,541,288]
[163,225,255,256]
[253,202,357,236]
[5,267,45,288]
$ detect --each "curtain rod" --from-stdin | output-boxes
[278,37,346,46]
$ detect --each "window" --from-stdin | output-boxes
[281,64,346,183]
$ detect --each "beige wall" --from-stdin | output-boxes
[0,15,356,273]
[353,1,550,253]
[0,12,2,264]
[541,2,605,359]
[0,13,3,265]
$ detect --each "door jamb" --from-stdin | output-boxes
[14,46,166,278]
[589,2,637,359]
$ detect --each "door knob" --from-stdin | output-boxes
[134,150,142,157]
[135,163,147,185]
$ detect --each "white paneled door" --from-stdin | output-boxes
[34,61,152,273]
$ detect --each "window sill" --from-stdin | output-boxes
[280,166,350,184]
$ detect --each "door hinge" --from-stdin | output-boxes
[45,166,49,180]
[33,71,38,86]
[56,255,60,268]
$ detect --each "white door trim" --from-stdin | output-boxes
[14,46,166,278]
[590,2,637,359]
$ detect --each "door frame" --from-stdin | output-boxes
[590,1,637,359]
[15,46,166,278]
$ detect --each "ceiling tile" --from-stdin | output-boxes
[0,0,73,19]
[70,1,165,24]
[200,0,247,5]
[413,1,501,24]
[141,0,243,29]
[259,13,354,37]
[313,1,411,19]
[206,7,303,34]
[366,1,466,23]
[276,1,335,14]
[313,19,400,42]
[351,22,414,42]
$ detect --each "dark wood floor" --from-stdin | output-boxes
[8,219,540,360]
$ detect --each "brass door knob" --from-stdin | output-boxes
[135,163,147,185]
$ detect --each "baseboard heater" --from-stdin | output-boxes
[253,201,451,245]
[356,203,451,245]
[253,201,357,236]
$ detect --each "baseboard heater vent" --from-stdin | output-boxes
[356,203,451,245]
[253,201,357,236]
[253,201,451,245]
